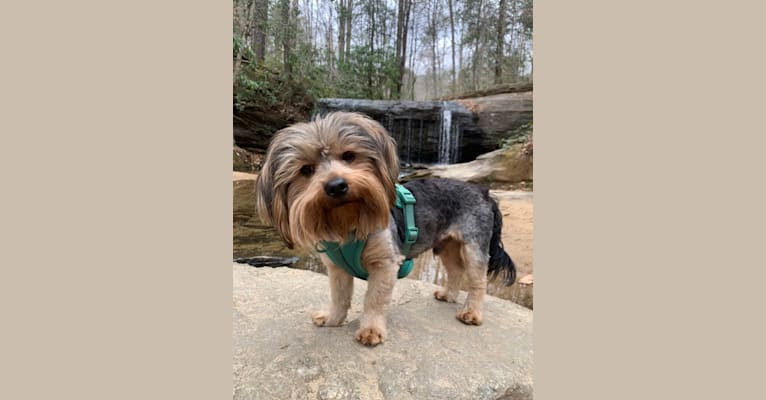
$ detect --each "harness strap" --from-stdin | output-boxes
[318,184,417,280]
[395,185,418,258]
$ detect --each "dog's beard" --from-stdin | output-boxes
[288,171,391,249]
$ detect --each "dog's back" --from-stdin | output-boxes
[392,178,517,286]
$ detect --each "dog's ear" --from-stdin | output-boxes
[254,143,295,249]
[351,114,400,207]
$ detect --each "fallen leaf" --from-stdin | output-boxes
[518,274,533,285]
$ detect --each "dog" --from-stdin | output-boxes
[254,111,516,346]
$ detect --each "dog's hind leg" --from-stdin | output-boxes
[312,255,354,327]
[455,242,489,326]
[434,239,465,303]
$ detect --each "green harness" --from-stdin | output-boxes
[318,184,418,280]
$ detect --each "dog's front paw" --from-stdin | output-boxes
[311,310,344,327]
[355,326,385,346]
[456,309,483,325]
[434,289,456,303]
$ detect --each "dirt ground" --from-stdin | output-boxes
[400,190,533,308]
[496,191,534,284]
[494,191,534,308]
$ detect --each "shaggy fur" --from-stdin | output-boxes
[255,111,516,346]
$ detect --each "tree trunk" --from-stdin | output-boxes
[281,0,292,80]
[472,0,483,90]
[495,0,507,84]
[253,0,268,63]
[368,0,376,96]
[338,1,346,64]
[234,0,255,86]
[431,0,438,99]
[448,0,457,95]
[407,11,418,100]
[326,3,335,73]
[345,0,353,57]
[394,0,411,99]
[459,8,464,93]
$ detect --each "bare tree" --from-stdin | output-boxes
[280,0,296,80]
[234,0,255,84]
[325,2,336,73]
[448,0,457,94]
[429,0,439,98]
[253,0,268,63]
[345,0,352,57]
[395,0,412,99]
[495,0,507,84]
[472,0,483,90]
[338,1,346,64]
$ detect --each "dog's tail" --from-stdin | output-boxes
[487,198,517,285]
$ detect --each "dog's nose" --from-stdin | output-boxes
[324,177,349,198]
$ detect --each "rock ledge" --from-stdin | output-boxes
[233,265,533,400]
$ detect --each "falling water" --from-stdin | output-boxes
[437,102,462,164]
[438,105,453,164]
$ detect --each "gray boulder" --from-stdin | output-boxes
[456,92,533,151]
[233,265,533,400]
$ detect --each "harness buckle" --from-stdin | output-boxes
[405,226,419,245]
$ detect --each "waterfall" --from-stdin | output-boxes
[437,102,461,164]
[315,98,472,165]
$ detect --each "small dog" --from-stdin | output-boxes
[255,112,516,346]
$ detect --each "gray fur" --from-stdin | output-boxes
[391,179,504,263]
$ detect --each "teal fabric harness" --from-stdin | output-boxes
[318,184,418,280]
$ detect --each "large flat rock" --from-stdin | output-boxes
[233,265,533,400]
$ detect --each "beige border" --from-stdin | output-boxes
[536,1,766,399]
[3,0,766,398]
[0,1,232,398]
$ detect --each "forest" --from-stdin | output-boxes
[233,0,533,113]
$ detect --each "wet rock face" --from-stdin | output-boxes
[233,266,533,400]
[234,91,532,165]
[316,99,481,164]
[316,93,532,165]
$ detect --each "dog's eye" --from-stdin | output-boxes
[299,165,314,176]
[341,151,355,163]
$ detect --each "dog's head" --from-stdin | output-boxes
[255,112,399,250]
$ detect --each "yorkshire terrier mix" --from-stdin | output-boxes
[255,112,516,346]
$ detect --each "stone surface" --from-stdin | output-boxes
[233,172,257,225]
[456,92,533,151]
[234,146,258,173]
[402,144,532,185]
[233,265,533,400]
[234,103,310,151]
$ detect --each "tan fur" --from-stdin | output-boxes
[311,255,354,327]
[455,243,488,325]
[432,233,488,324]
[433,239,465,303]
[255,113,398,250]
[353,229,402,345]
